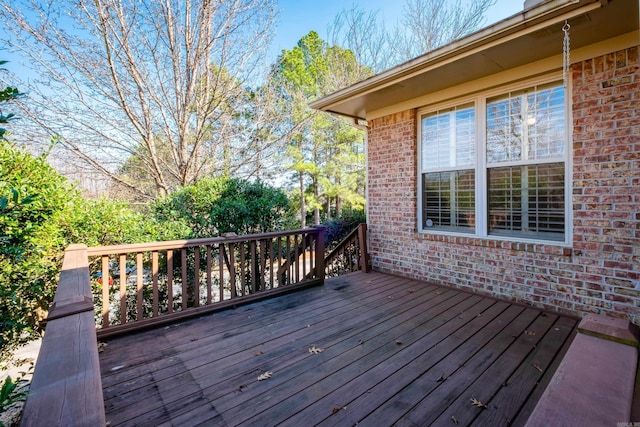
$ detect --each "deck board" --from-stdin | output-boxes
[99,271,578,427]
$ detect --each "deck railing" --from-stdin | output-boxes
[324,223,370,277]
[21,224,371,425]
[87,227,326,337]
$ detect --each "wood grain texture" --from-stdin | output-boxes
[21,245,106,427]
[99,271,578,427]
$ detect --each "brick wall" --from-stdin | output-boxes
[367,46,640,322]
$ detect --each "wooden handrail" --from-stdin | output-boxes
[21,244,106,426]
[86,228,318,256]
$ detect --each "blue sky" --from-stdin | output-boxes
[269,0,524,59]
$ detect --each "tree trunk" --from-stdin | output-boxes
[299,170,306,228]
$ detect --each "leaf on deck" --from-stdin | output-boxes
[470,397,488,409]
[257,371,273,381]
[98,342,108,352]
[309,346,324,354]
[332,406,347,414]
[395,340,403,345]
[532,363,544,373]
[451,416,459,424]
[524,330,536,336]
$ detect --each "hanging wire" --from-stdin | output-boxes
[562,20,571,88]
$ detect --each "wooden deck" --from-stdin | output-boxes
[98,271,578,426]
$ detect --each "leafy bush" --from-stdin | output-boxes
[323,209,366,250]
[152,176,291,238]
[0,142,180,359]
[0,141,77,357]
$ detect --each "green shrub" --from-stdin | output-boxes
[152,176,291,238]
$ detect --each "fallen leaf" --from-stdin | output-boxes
[532,363,544,373]
[332,406,347,414]
[257,371,273,381]
[451,416,459,424]
[255,351,264,356]
[235,384,247,393]
[309,346,324,354]
[358,339,365,345]
[97,342,108,352]
[470,397,488,409]
[436,374,448,383]
[395,340,403,345]
[524,330,536,336]
[408,289,415,293]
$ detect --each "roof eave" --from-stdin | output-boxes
[309,0,597,118]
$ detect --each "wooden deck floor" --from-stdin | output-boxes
[99,271,578,427]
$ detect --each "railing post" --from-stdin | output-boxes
[314,226,326,282]
[357,223,370,273]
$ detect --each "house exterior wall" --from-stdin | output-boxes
[367,45,640,322]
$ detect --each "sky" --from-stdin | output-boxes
[269,0,524,60]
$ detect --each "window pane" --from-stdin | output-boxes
[486,96,522,163]
[487,163,565,241]
[422,170,475,232]
[421,104,475,170]
[487,83,565,164]
[527,85,565,160]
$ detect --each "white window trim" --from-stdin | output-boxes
[417,73,573,246]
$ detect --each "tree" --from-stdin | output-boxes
[271,31,370,226]
[0,60,21,140]
[0,0,280,199]
[329,0,496,73]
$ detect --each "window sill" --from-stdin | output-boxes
[416,230,573,256]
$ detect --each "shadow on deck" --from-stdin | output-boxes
[98,271,577,426]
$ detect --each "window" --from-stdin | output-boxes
[419,81,568,243]
[420,104,475,233]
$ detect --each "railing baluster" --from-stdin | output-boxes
[250,240,257,293]
[194,246,200,307]
[206,245,212,304]
[286,236,291,285]
[277,237,282,287]
[229,242,236,298]
[219,243,224,301]
[181,248,187,310]
[136,252,143,321]
[294,234,300,283]
[240,242,246,296]
[152,251,159,318]
[101,255,110,328]
[260,240,266,292]
[268,239,274,289]
[119,254,126,324]
[167,250,173,314]
[302,233,307,279]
